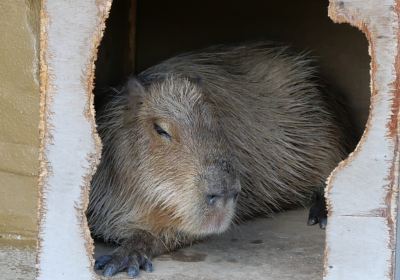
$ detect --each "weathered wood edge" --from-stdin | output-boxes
[325,1,400,279]
[36,1,112,279]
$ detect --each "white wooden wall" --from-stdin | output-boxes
[37,0,111,279]
[325,0,400,279]
[36,0,400,279]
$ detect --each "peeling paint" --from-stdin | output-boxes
[80,0,112,272]
[36,0,112,279]
[36,0,49,278]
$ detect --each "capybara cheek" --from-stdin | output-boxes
[141,206,183,234]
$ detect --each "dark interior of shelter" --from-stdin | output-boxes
[95,0,369,136]
[92,0,370,278]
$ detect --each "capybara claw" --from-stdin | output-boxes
[308,191,328,230]
[95,252,153,278]
[94,254,112,270]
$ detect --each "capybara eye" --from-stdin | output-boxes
[154,123,171,140]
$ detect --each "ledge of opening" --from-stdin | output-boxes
[324,1,400,280]
[37,0,111,279]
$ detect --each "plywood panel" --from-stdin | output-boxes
[37,0,111,279]
[324,1,400,279]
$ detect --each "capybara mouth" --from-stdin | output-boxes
[197,206,236,235]
[206,213,233,234]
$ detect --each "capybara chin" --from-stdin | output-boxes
[87,42,351,278]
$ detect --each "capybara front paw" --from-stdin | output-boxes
[307,191,328,229]
[95,251,153,278]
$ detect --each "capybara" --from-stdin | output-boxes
[87,42,351,277]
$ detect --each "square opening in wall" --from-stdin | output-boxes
[88,0,370,279]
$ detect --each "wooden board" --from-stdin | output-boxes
[37,0,111,279]
[35,0,400,279]
[325,1,400,279]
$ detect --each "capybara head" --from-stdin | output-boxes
[116,76,241,236]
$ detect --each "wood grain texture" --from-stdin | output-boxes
[325,1,400,279]
[36,0,111,279]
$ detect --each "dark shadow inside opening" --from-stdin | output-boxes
[92,0,370,278]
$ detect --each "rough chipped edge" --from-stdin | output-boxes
[324,3,378,278]
[36,0,50,278]
[36,0,113,278]
[324,0,400,278]
[78,0,113,277]
[323,5,374,277]
[389,2,400,277]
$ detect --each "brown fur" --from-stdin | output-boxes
[87,42,352,275]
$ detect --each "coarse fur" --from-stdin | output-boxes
[87,42,351,277]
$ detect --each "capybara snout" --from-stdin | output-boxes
[201,161,241,206]
[141,77,241,233]
[92,76,241,235]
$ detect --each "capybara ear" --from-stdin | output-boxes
[126,77,146,113]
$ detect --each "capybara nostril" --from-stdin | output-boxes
[205,194,222,206]
[205,190,239,206]
[232,191,239,201]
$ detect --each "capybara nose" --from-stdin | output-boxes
[205,190,239,206]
